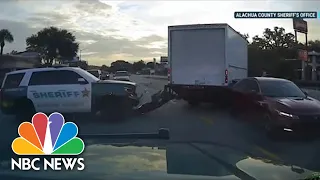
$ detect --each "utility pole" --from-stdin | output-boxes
[79,48,87,61]
[293,18,308,80]
[153,58,156,75]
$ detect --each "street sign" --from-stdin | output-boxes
[293,18,308,33]
[160,56,168,63]
[298,49,308,61]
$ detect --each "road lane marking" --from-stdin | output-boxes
[255,146,282,162]
[201,117,214,125]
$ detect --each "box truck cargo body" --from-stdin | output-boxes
[167,24,248,104]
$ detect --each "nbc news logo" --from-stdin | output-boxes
[11,112,85,171]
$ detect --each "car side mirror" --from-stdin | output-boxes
[78,78,88,84]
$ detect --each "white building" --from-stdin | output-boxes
[0,51,41,70]
[0,51,41,84]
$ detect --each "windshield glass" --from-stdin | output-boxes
[88,70,100,78]
[115,71,129,76]
[79,69,100,81]
[260,81,306,98]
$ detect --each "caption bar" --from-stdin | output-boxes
[234,11,319,19]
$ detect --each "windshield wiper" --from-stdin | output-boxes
[79,128,170,140]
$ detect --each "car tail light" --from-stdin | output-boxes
[225,69,228,84]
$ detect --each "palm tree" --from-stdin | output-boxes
[0,29,14,55]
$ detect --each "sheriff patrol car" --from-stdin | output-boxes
[0,67,139,121]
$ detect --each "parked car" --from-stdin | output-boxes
[230,77,320,138]
[101,71,110,80]
[113,71,130,81]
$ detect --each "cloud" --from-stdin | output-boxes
[0,18,166,65]
[0,0,320,65]
[27,12,71,28]
[75,0,112,15]
[135,35,165,44]
[0,0,166,65]
[0,20,41,53]
[79,33,166,65]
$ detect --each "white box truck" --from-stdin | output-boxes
[167,23,248,105]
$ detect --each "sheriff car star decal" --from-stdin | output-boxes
[81,88,90,97]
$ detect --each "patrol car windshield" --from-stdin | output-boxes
[87,70,100,78]
[81,69,100,81]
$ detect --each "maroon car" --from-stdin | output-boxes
[231,77,320,138]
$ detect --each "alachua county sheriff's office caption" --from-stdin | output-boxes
[234,12,317,18]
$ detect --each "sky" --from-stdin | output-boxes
[0,0,320,66]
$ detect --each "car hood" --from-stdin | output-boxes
[0,141,316,180]
[271,97,320,114]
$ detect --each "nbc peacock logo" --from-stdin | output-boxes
[11,112,85,171]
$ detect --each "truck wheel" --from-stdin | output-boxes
[188,101,199,106]
[16,99,36,122]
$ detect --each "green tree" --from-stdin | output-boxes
[26,27,79,65]
[110,60,132,72]
[251,27,295,49]
[0,29,14,55]
[238,32,249,43]
[247,27,320,80]
[146,62,154,69]
[308,40,320,52]
[247,27,297,77]
[101,64,109,71]
[132,60,146,72]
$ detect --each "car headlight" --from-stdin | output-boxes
[276,110,299,119]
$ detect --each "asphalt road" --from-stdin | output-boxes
[0,75,319,174]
